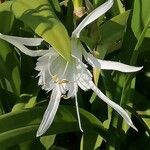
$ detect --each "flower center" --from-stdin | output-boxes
[52,74,69,84]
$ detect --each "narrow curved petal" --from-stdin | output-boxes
[83,51,100,68]
[36,86,61,137]
[0,33,48,57]
[72,0,113,38]
[78,77,91,90]
[0,33,43,46]
[89,81,138,131]
[78,80,89,91]
[84,52,143,73]
[98,59,143,72]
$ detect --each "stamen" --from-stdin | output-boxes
[52,74,59,83]
[58,79,69,84]
[61,95,69,99]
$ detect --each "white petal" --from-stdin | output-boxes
[71,39,83,60]
[75,93,83,132]
[78,71,92,90]
[38,75,43,85]
[36,53,57,71]
[83,50,100,67]
[98,59,143,72]
[78,76,91,91]
[36,86,61,137]
[0,34,48,57]
[41,70,55,92]
[44,81,55,93]
[67,83,78,98]
[72,0,113,38]
[48,55,67,78]
[89,81,138,131]
[0,34,43,46]
[84,52,143,73]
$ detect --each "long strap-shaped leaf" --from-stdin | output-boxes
[0,106,107,148]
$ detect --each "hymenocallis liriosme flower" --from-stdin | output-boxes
[0,0,142,137]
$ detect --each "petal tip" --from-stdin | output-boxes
[138,66,143,71]
[131,66,143,72]
[80,128,84,132]
[129,123,138,132]
[36,131,42,137]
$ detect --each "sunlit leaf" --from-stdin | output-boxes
[12,0,71,61]
[132,0,150,39]
[40,135,56,149]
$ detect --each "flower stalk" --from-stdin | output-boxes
[73,0,86,18]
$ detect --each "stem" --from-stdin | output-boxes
[73,0,85,18]
[73,0,83,9]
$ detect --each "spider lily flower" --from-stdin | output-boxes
[0,0,142,137]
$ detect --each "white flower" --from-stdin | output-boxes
[0,0,142,137]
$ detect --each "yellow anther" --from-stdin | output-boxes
[52,74,59,83]
[58,79,69,84]
[61,95,69,99]
[52,74,69,84]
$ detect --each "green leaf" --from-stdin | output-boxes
[111,0,125,15]
[0,88,20,113]
[12,0,71,61]
[93,0,105,7]
[0,40,20,95]
[125,105,150,135]
[0,106,108,149]
[145,28,150,38]
[131,0,150,39]
[80,133,103,150]
[20,55,39,95]
[40,135,56,150]
[0,1,14,34]
[100,10,130,53]
[49,0,61,13]
[49,146,67,150]
[0,2,20,96]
